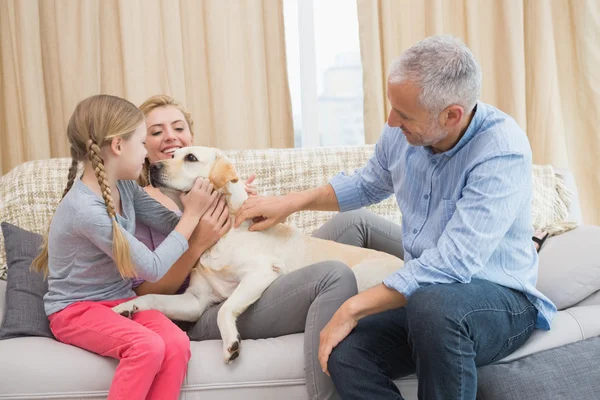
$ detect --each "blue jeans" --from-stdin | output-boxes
[328,279,537,400]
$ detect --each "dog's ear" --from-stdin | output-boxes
[209,153,239,189]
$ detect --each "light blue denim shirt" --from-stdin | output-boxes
[330,103,556,330]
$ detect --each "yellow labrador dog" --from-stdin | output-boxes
[113,146,403,362]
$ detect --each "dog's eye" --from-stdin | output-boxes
[185,154,198,162]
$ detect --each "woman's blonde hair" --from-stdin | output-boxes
[137,94,194,186]
[32,94,145,279]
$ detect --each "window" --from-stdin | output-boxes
[284,0,365,148]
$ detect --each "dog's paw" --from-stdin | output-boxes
[224,334,242,364]
[112,303,139,319]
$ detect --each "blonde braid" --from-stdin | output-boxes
[87,140,116,217]
[32,154,80,276]
[62,155,79,199]
[86,139,137,278]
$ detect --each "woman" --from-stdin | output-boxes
[132,94,360,400]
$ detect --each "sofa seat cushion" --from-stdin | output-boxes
[1,305,598,400]
[496,305,600,364]
[0,334,308,400]
[0,333,420,400]
[0,336,116,399]
[477,336,600,400]
[391,306,600,400]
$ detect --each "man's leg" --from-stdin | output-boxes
[312,209,404,260]
[407,279,537,400]
[327,307,413,400]
[328,279,537,400]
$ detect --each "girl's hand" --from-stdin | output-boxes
[180,178,219,218]
[190,194,231,251]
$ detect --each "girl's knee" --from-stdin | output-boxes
[132,333,166,367]
[164,328,191,360]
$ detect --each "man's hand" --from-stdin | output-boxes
[234,194,297,231]
[318,284,407,375]
[318,301,359,376]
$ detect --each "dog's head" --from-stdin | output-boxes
[149,146,243,210]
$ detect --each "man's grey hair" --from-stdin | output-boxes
[388,35,482,115]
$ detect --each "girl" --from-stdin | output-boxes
[31,94,215,400]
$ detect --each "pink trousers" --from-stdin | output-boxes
[49,297,190,400]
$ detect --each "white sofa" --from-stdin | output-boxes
[1,145,598,400]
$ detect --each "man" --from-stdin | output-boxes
[235,35,556,399]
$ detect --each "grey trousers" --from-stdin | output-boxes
[186,209,404,400]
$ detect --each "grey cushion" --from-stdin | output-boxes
[536,225,600,310]
[477,336,600,400]
[574,289,600,307]
[0,222,52,339]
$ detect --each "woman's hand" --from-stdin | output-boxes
[180,177,219,218]
[245,174,258,196]
[190,194,231,251]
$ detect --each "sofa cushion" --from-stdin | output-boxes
[0,280,6,323]
[536,225,600,310]
[0,332,421,400]
[0,222,52,340]
[0,334,307,400]
[496,305,600,364]
[0,309,596,400]
[573,289,600,307]
[477,336,600,399]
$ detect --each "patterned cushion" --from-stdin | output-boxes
[0,145,572,280]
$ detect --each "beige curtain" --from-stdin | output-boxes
[0,0,293,176]
[358,0,600,225]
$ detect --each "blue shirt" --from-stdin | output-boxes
[330,103,556,330]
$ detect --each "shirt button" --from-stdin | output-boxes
[431,159,437,164]
[423,194,429,200]
[413,229,418,234]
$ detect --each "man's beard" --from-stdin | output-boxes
[406,119,448,147]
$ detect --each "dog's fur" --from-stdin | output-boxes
[112,147,404,362]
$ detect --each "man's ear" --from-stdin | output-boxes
[110,137,123,155]
[441,105,464,128]
[209,154,239,189]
